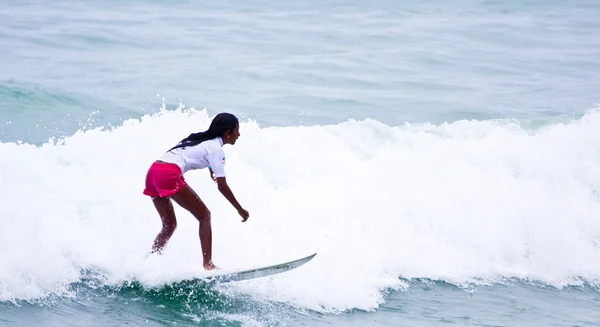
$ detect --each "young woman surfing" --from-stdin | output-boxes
[142,113,249,270]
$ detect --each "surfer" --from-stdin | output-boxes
[142,113,249,270]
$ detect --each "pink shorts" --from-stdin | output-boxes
[143,162,187,197]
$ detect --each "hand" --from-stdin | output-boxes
[238,208,249,222]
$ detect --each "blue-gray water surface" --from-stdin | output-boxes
[1,1,600,326]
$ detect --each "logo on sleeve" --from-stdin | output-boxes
[222,157,226,164]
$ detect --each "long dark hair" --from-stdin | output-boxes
[169,113,239,151]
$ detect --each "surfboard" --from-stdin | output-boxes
[202,252,317,283]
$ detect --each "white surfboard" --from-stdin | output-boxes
[202,252,317,283]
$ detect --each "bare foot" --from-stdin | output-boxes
[203,262,219,271]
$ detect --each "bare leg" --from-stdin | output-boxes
[170,185,216,270]
[151,196,177,253]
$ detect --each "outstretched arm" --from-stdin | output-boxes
[216,177,249,222]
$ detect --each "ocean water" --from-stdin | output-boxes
[2,0,600,326]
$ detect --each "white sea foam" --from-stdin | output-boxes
[1,108,600,312]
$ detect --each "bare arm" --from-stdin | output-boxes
[209,167,217,182]
[216,177,249,222]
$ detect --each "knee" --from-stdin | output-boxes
[194,209,211,223]
[163,220,177,232]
